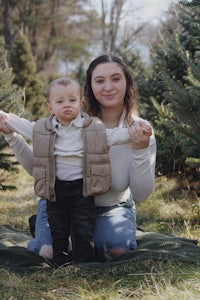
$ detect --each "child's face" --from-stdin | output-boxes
[47,83,82,126]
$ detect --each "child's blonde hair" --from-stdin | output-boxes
[47,77,81,102]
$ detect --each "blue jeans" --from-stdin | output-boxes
[27,199,53,259]
[94,195,137,259]
[28,195,137,260]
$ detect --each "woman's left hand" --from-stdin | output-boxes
[128,120,152,150]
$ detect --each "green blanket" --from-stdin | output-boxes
[0,225,200,273]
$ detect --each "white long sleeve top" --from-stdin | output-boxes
[3,111,156,206]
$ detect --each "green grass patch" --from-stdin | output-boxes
[0,166,200,299]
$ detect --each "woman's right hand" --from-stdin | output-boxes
[0,115,12,134]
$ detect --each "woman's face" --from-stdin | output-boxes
[91,62,126,110]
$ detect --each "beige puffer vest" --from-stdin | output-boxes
[32,113,111,201]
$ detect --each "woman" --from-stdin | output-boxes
[0,54,156,261]
[83,54,156,259]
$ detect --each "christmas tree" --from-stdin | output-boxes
[0,38,24,190]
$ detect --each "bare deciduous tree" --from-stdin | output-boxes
[101,0,126,52]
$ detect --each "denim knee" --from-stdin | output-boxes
[94,204,137,259]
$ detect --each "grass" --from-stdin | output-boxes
[0,162,200,299]
[137,176,200,240]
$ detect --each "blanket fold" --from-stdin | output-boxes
[0,224,200,273]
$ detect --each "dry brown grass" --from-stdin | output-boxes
[0,161,200,299]
[0,163,37,229]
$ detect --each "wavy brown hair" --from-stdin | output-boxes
[83,54,138,125]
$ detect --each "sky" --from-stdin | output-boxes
[93,0,179,25]
[128,0,179,25]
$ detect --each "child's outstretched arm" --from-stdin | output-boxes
[0,114,34,176]
[106,121,152,147]
[0,110,34,141]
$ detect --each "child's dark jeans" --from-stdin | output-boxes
[47,178,96,266]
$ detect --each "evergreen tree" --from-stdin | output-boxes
[9,33,46,120]
[0,38,24,190]
[145,0,200,194]
[114,41,152,117]
[73,61,86,88]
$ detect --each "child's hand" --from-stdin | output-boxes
[0,115,12,134]
[142,124,152,136]
[128,121,152,150]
